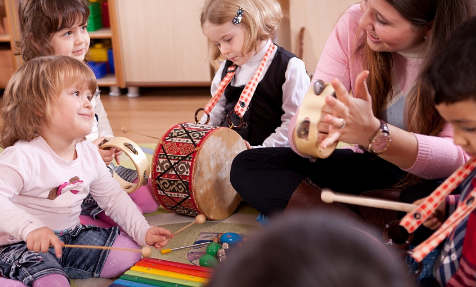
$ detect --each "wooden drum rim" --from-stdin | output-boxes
[294,81,338,159]
[151,123,244,220]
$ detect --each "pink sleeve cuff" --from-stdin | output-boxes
[403,131,468,179]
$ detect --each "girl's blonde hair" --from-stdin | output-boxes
[15,0,90,61]
[0,56,97,148]
[200,0,283,62]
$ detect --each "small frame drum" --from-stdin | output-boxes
[294,80,339,159]
[99,137,150,194]
[152,123,246,220]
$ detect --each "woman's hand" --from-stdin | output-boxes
[413,197,446,230]
[320,70,381,149]
[26,227,64,258]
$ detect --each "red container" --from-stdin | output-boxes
[102,1,110,27]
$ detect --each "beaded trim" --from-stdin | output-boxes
[233,7,244,25]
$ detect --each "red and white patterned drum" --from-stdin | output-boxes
[152,123,246,220]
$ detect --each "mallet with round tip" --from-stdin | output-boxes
[168,214,207,239]
[63,244,153,257]
[160,241,211,254]
[321,188,417,212]
[121,127,162,140]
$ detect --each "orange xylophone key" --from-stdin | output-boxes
[135,261,212,278]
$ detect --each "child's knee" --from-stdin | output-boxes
[129,182,159,213]
[99,234,141,278]
[32,274,69,287]
[0,277,28,287]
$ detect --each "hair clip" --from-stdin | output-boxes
[233,7,244,25]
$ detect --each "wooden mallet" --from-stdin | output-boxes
[63,245,153,257]
[320,188,417,212]
[168,214,207,239]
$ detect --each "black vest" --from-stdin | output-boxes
[219,46,296,146]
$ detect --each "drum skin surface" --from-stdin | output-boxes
[152,123,246,220]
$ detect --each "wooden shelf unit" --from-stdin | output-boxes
[0,33,10,42]
[0,0,18,88]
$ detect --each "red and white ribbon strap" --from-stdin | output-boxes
[203,43,277,118]
[400,157,476,262]
[233,43,276,117]
[204,64,238,114]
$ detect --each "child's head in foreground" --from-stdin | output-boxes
[207,211,414,287]
[200,0,282,65]
[422,16,476,158]
[1,55,97,148]
[17,0,90,62]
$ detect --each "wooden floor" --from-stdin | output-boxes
[100,87,211,143]
[0,87,212,144]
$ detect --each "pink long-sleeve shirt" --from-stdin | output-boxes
[0,137,152,246]
[288,4,468,180]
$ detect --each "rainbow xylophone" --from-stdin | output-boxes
[109,258,213,287]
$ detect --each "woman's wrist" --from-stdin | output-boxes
[357,117,381,147]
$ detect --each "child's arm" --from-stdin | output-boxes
[258,58,310,147]
[0,149,51,246]
[88,145,170,247]
[95,95,114,138]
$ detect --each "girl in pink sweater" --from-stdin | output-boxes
[0,56,172,287]
[230,0,474,242]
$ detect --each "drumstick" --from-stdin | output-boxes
[121,127,162,140]
[63,245,153,257]
[321,188,417,212]
[160,241,211,254]
[168,214,207,239]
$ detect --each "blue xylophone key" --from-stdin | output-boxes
[109,279,158,287]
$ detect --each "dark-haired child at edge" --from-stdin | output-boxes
[410,16,476,287]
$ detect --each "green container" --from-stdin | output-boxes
[88,2,101,17]
[87,15,103,32]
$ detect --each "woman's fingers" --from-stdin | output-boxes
[321,131,340,149]
[331,78,353,106]
[354,70,371,101]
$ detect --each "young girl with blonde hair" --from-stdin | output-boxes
[200,0,309,147]
[16,0,159,229]
[0,56,172,287]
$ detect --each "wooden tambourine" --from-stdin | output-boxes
[99,137,150,194]
[293,80,339,159]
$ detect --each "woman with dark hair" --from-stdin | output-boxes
[231,0,476,242]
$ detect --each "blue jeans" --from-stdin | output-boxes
[0,224,119,286]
